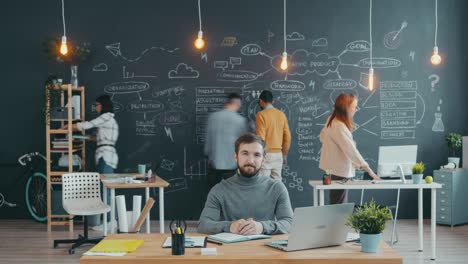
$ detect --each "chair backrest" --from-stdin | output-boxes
[62,173,101,204]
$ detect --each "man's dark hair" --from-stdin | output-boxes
[96,95,114,114]
[259,90,273,103]
[227,93,241,104]
[235,133,266,154]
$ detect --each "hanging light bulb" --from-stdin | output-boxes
[280,52,288,70]
[194,0,206,50]
[194,30,205,50]
[431,47,441,66]
[60,35,68,55]
[368,68,374,91]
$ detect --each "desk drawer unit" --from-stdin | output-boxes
[434,169,468,226]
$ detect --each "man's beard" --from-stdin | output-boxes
[238,163,260,177]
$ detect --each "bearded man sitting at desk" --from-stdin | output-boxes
[198,133,293,235]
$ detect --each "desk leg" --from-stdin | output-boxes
[159,187,164,233]
[319,190,325,206]
[418,188,423,252]
[145,187,150,234]
[391,188,401,245]
[103,186,107,236]
[431,188,437,260]
[110,189,115,233]
[313,188,318,207]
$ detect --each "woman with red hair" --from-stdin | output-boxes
[319,93,380,204]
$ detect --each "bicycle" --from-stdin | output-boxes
[18,152,48,222]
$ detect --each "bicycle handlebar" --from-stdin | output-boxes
[18,152,46,166]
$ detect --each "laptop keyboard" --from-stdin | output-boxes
[270,240,288,245]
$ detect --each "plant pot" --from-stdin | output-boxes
[412,174,423,184]
[448,157,460,168]
[360,233,381,253]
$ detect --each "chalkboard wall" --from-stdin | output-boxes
[1,0,468,220]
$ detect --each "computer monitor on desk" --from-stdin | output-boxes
[377,145,418,183]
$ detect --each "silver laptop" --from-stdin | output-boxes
[265,203,354,251]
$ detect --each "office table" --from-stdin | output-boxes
[80,233,403,264]
[309,180,442,260]
[101,174,169,235]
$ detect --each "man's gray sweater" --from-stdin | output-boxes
[198,172,293,234]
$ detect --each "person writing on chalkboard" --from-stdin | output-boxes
[319,93,380,204]
[198,133,293,235]
[63,95,118,228]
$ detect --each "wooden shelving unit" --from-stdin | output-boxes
[45,84,86,232]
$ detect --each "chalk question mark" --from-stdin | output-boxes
[428,74,440,92]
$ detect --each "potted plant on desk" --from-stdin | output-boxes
[445,133,462,168]
[347,200,392,253]
[411,162,425,184]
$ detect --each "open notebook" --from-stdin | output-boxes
[207,233,271,243]
[162,236,207,248]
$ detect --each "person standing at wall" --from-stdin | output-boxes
[205,93,248,190]
[256,90,291,180]
[319,93,380,204]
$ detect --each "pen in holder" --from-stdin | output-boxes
[171,230,185,255]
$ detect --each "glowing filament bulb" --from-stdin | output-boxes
[60,36,68,55]
[280,52,288,70]
[431,46,441,65]
[194,31,205,50]
[368,67,374,91]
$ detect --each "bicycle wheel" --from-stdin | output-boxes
[25,172,47,222]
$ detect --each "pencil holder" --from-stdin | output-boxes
[171,232,185,255]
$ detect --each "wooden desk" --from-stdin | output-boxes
[101,174,169,235]
[309,180,442,260]
[80,233,402,264]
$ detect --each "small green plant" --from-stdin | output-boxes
[412,162,425,174]
[346,200,392,234]
[446,133,462,156]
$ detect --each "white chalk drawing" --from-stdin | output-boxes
[217,70,259,82]
[280,92,301,104]
[164,127,174,143]
[153,85,185,98]
[184,147,208,178]
[362,90,376,107]
[0,193,17,208]
[156,111,190,126]
[214,61,229,71]
[271,50,340,76]
[315,110,330,119]
[287,32,305,41]
[346,40,370,52]
[311,37,328,47]
[250,90,261,99]
[432,106,445,132]
[221,37,238,47]
[169,100,183,109]
[195,87,242,144]
[105,81,149,95]
[379,80,419,140]
[105,42,179,62]
[268,30,275,43]
[323,79,357,90]
[92,63,108,72]
[229,57,242,68]
[357,57,401,69]
[429,74,440,92]
[282,166,303,191]
[135,120,156,136]
[164,178,188,194]
[127,100,164,120]
[240,44,262,56]
[409,51,415,62]
[94,100,123,113]
[270,80,305,92]
[384,21,408,50]
[201,52,208,63]
[160,158,175,171]
[309,80,316,90]
[122,66,158,79]
[401,70,408,79]
[168,63,199,79]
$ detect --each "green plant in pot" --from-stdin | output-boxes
[445,133,462,168]
[411,162,425,184]
[347,200,392,253]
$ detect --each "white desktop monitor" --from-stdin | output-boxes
[377,145,418,179]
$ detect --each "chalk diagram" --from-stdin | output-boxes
[105,42,179,62]
[282,165,303,191]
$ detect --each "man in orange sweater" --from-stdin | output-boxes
[255,90,291,180]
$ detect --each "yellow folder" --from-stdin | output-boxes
[89,239,144,253]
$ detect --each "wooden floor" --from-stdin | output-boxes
[0,219,467,264]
